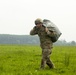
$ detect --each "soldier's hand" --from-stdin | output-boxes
[45,27,49,32]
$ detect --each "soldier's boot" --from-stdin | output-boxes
[40,59,46,69]
[46,59,55,69]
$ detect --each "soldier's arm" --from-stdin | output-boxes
[47,30,57,37]
[30,26,38,35]
[45,27,56,37]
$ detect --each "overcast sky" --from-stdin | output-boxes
[0,0,76,42]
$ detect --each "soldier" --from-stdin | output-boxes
[30,18,55,69]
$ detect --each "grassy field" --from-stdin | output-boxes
[0,45,76,75]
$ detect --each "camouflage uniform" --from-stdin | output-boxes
[30,19,55,69]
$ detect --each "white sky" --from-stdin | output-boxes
[0,0,76,42]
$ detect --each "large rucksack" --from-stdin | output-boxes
[43,19,62,43]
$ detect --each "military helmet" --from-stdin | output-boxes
[35,18,43,25]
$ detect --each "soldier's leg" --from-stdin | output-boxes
[40,58,46,69]
[40,49,46,69]
[46,49,55,68]
[46,57,55,68]
[40,49,55,69]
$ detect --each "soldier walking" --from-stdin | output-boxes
[30,18,55,69]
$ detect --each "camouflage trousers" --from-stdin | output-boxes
[40,48,55,69]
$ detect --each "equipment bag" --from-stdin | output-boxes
[43,19,62,43]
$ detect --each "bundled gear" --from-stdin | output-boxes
[43,19,62,43]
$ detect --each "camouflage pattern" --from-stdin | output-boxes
[41,49,54,69]
[30,25,55,69]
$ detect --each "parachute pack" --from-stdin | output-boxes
[43,19,62,43]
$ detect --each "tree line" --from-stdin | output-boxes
[0,34,76,46]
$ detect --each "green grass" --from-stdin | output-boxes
[0,45,76,75]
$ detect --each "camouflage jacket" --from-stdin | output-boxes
[30,25,53,49]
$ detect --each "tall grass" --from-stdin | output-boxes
[0,45,76,75]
